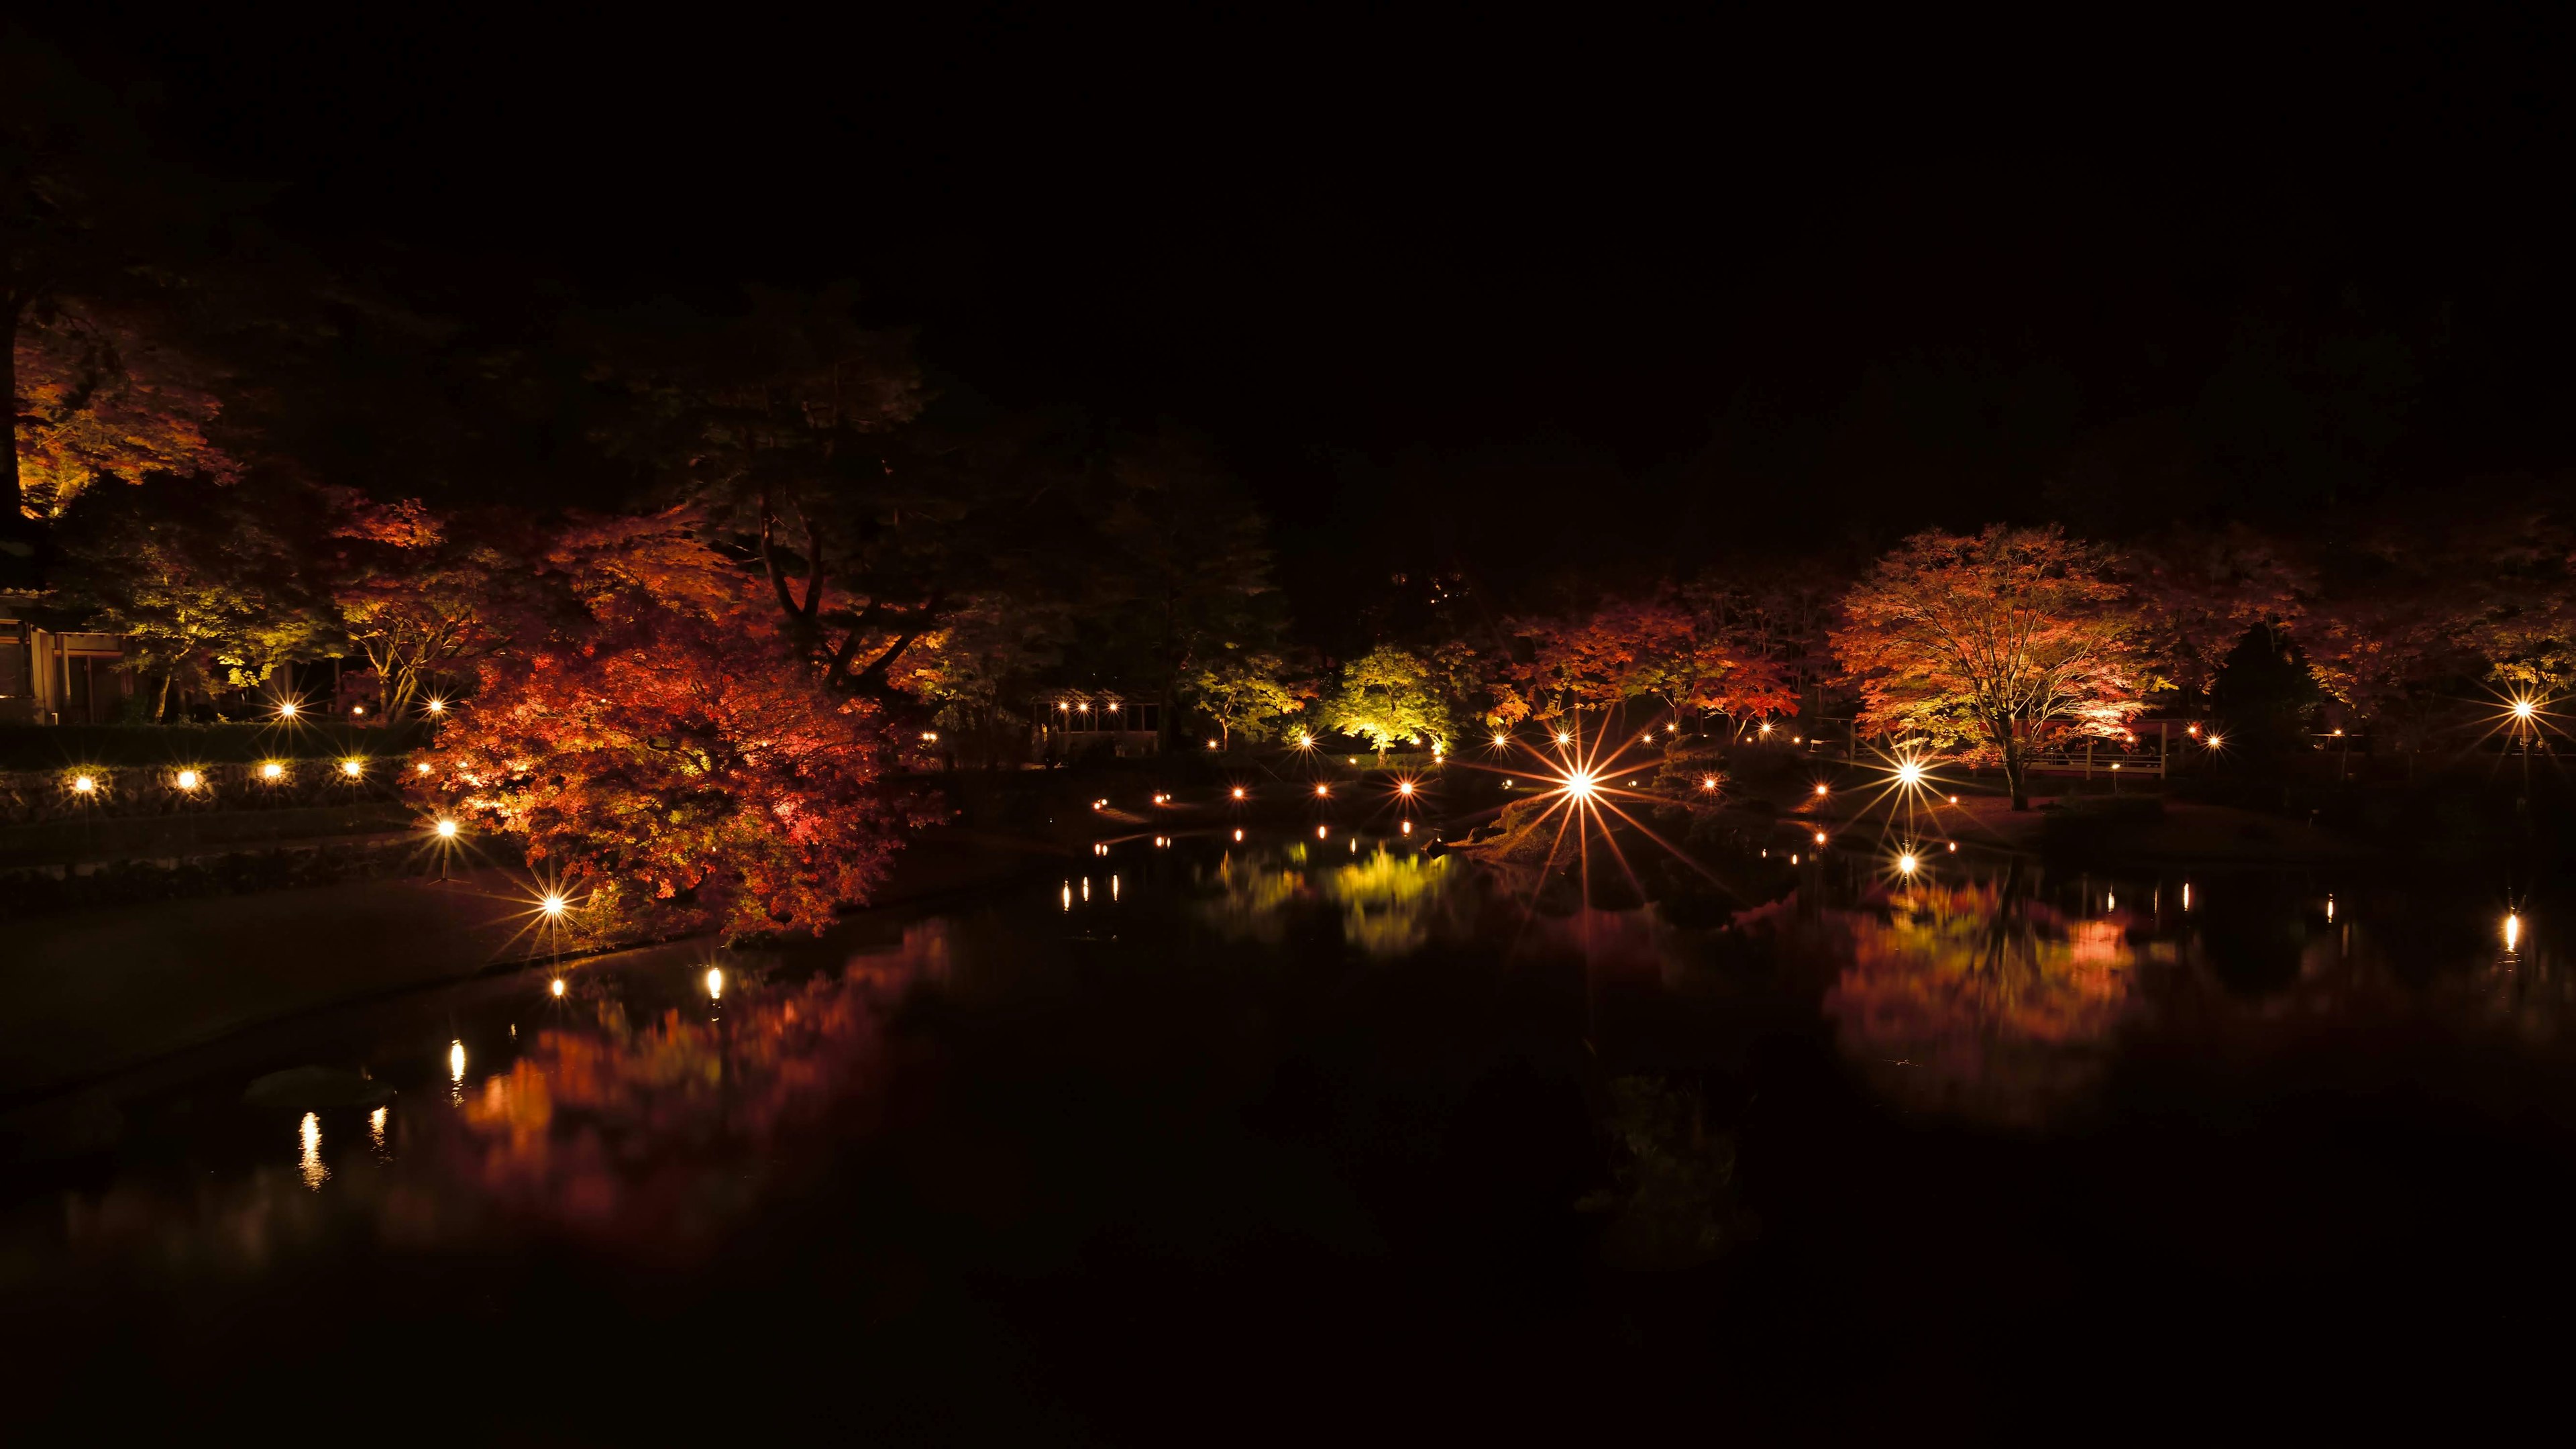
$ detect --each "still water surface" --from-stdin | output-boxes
[3,829,2570,1435]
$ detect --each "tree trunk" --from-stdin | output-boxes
[2000,724,2030,810]
[0,295,21,527]
[156,670,175,723]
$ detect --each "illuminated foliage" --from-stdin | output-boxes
[12,305,239,517]
[1187,649,1307,747]
[326,492,550,716]
[1832,525,2144,809]
[48,474,326,717]
[1323,645,1446,758]
[425,511,918,936]
[1499,587,1798,729]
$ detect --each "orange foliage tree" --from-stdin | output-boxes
[1498,590,1796,730]
[423,509,920,936]
[12,303,237,517]
[1832,525,2144,808]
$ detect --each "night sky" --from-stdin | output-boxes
[32,8,2576,613]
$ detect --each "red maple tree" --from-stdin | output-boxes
[421,508,921,936]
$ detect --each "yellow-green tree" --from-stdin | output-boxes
[1323,645,1446,760]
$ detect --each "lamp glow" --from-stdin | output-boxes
[1231,786,1246,800]
[1316,784,1330,797]
[1397,780,1415,796]
[415,761,432,775]
[1898,853,1918,875]
[541,893,566,916]
[435,818,458,839]
[551,977,566,997]
[1814,831,1827,846]
[70,774,95,794]
[1814,782,1829,796]
[1562,769,1599,801]
[425,698,445,714]
[2514,698,2538,721]
[1896,761,1924,786]
[175,769,199,790]
[262,762,284,780]
[2506,912,2523,952]
[340,759,363,777]
[278,701,300,719]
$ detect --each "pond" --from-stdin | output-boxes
[3,824,2571,1436]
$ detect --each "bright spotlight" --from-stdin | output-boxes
[1898,853,1918,875]
[340,759,364,777]
[1814,782,1829,796]
[262,762,284,780]
[1231,786,1246,800]
[1397,780,1415,796]
[1316,783,1330,797]
[175,769,200,790]
[541,893,566,916]
[278,700,300,719]
[1896,760,1924,786]
[1562,769,1599,801]
[70,774,95,794]
[425,698,446,714]
[2514,698,2538,721]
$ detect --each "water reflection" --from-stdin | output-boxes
[298,1112,328,1191]
[1819,874,2149,1127]
[1198,840,1464,957]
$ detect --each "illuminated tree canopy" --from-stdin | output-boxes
[1831,525,2145,809]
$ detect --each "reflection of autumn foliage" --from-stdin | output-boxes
[1821,879,2140,1126]
[426,509,918,935]
[449,961,904,1240]
[1198,843,1463,957]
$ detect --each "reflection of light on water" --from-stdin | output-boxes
[2326,894,2334,923]
[1823,878,2144,1127]
[1111,875,1120,901]
[1061,882,1072,912]
[2182,882,2192,912]
[1081,877,1091,902]
[706,967,724,1000]
[368,1106,388,1154]
[2507,912,2523,953]
[299,1112,328,1191]
[449,1040,466,1085]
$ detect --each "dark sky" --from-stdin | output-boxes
[32,7,2576,614]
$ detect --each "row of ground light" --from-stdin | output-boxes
[0,756,421,824]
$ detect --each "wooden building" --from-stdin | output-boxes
[0,605,134,724]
